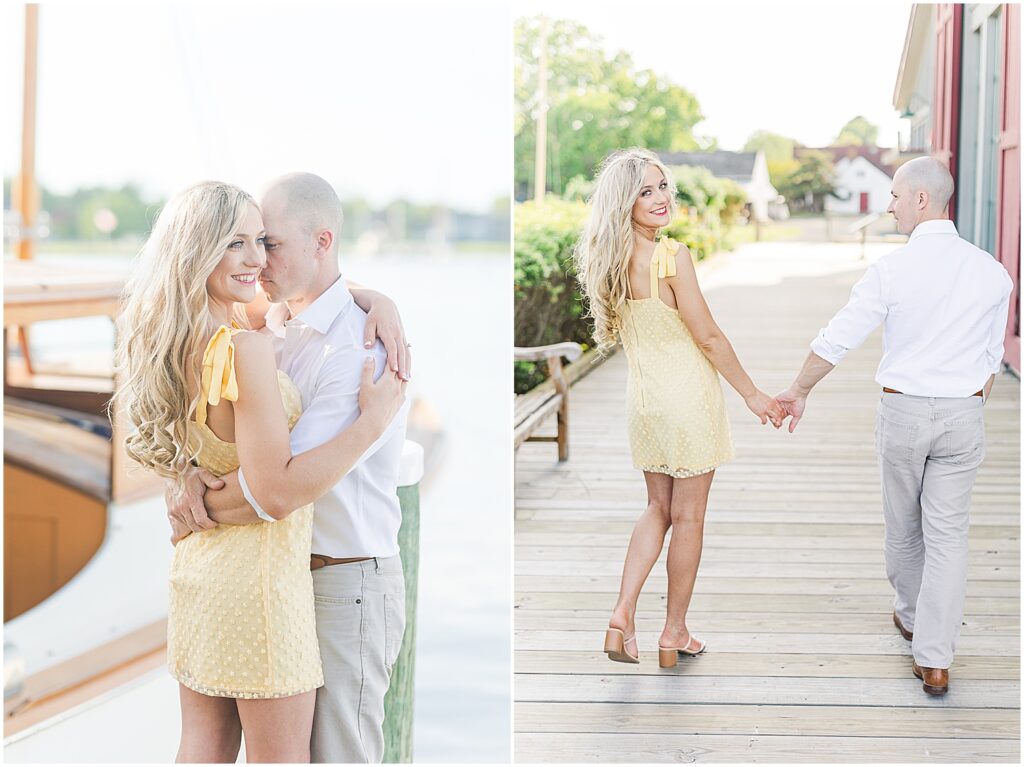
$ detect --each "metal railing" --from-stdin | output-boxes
[849,212,884,260]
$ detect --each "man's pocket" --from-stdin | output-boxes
[939,414,986,466]
[876,409,919,466]
[384,591,406,673]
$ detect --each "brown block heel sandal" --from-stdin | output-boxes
[658,635,707,668]
[604,628,640,664]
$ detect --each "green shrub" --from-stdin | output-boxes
[672,166,748,232]
[563,175,595,202]
[663,216,720,262]
[673,166,722,216]
[719,178,748,225]
[514,199,591,394]
[514,359,550,393]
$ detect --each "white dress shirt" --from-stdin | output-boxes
[810,219,1013,397]
[238,276,409,557]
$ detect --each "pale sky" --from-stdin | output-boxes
[3,3,510,210]
[517,0,913,151]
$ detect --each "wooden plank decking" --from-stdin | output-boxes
[514,243,1021,763]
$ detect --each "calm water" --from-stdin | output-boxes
[24,250,512,762]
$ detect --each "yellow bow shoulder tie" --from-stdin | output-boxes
[649,237,680,297]
[196,324,240,426]
[653,237,680,278]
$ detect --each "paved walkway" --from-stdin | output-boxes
[514,242,1020,763]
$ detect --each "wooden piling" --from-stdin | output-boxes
[383,482,421,762]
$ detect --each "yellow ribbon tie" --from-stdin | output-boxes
[197,325,239,426]
[655,237,679,279]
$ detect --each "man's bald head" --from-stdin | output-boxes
[894,157,955,214]
[256,172,344,306]
[886,156,955,234]
[261,172,344,254]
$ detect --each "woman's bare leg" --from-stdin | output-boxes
[236,691,317,764]
[660,470,715,649]
[176,684,242,763]
[609,471,674,657]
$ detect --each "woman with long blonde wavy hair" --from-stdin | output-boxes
[574,148,784,668]
[114,181,405,762]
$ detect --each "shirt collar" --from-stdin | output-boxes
[263,276,353,337]
[909,218,958,241]
[264,302,289,338]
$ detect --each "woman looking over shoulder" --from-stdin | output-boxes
[113,181,405,763]
[574,148,783,668]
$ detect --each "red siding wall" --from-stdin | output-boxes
[997,4,1020,372]
[933,4,963,216]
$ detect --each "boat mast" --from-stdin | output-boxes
[15,4,39,262]
[533,14,548,202]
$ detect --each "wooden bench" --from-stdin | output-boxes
[514,342,583,461]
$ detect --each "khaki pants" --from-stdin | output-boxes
[876,393,985,669]
[310,555,406,764]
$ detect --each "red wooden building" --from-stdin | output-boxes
[895,4,1020,373]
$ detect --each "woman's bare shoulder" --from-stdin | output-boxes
[671,243,697,275]
[673,239,693,257]
[232,328,273,350]
[628,241,655,269]
[231,329,275,369]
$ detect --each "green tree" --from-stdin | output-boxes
[767,158,800,190]
[73,184,159,239]
[562,174,594,202]
[835,116,879,146]
[515,16,707,198]
[338,197,373,242]
[742,130,796,164]
[775,151,836,213]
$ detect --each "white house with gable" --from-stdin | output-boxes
[657,150,780,221]
[810,146,897,215]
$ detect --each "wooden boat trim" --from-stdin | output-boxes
[4,619,167,739]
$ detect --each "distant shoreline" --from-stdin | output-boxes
[18,240,510,258]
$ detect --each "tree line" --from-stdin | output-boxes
[516,15,884,213]
[2,178,509,244]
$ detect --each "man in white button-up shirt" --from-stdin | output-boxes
[775,157,1013,696]
[168,173,410,762]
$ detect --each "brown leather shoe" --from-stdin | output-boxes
[893,612,913,641]
[912,661,949,695]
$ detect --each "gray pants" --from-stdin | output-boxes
[876,392,985,669]
[310,555,406,764]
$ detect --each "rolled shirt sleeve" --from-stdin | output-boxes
[238,468,277,522]
[986,272,1014,374]
[809,262,888,365]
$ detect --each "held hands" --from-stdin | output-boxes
[744,389,786,429]
[774,387,807,433]
[358,357,408,433]
[363,295,412,382]
[165,467,226,544]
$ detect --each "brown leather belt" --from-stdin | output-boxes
[310,554,373,570]
[883,387,983,397]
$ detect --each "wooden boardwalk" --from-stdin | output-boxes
[514,243,1021,763]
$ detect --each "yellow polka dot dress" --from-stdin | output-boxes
[167,326,323,699]
[618,237,735,478]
